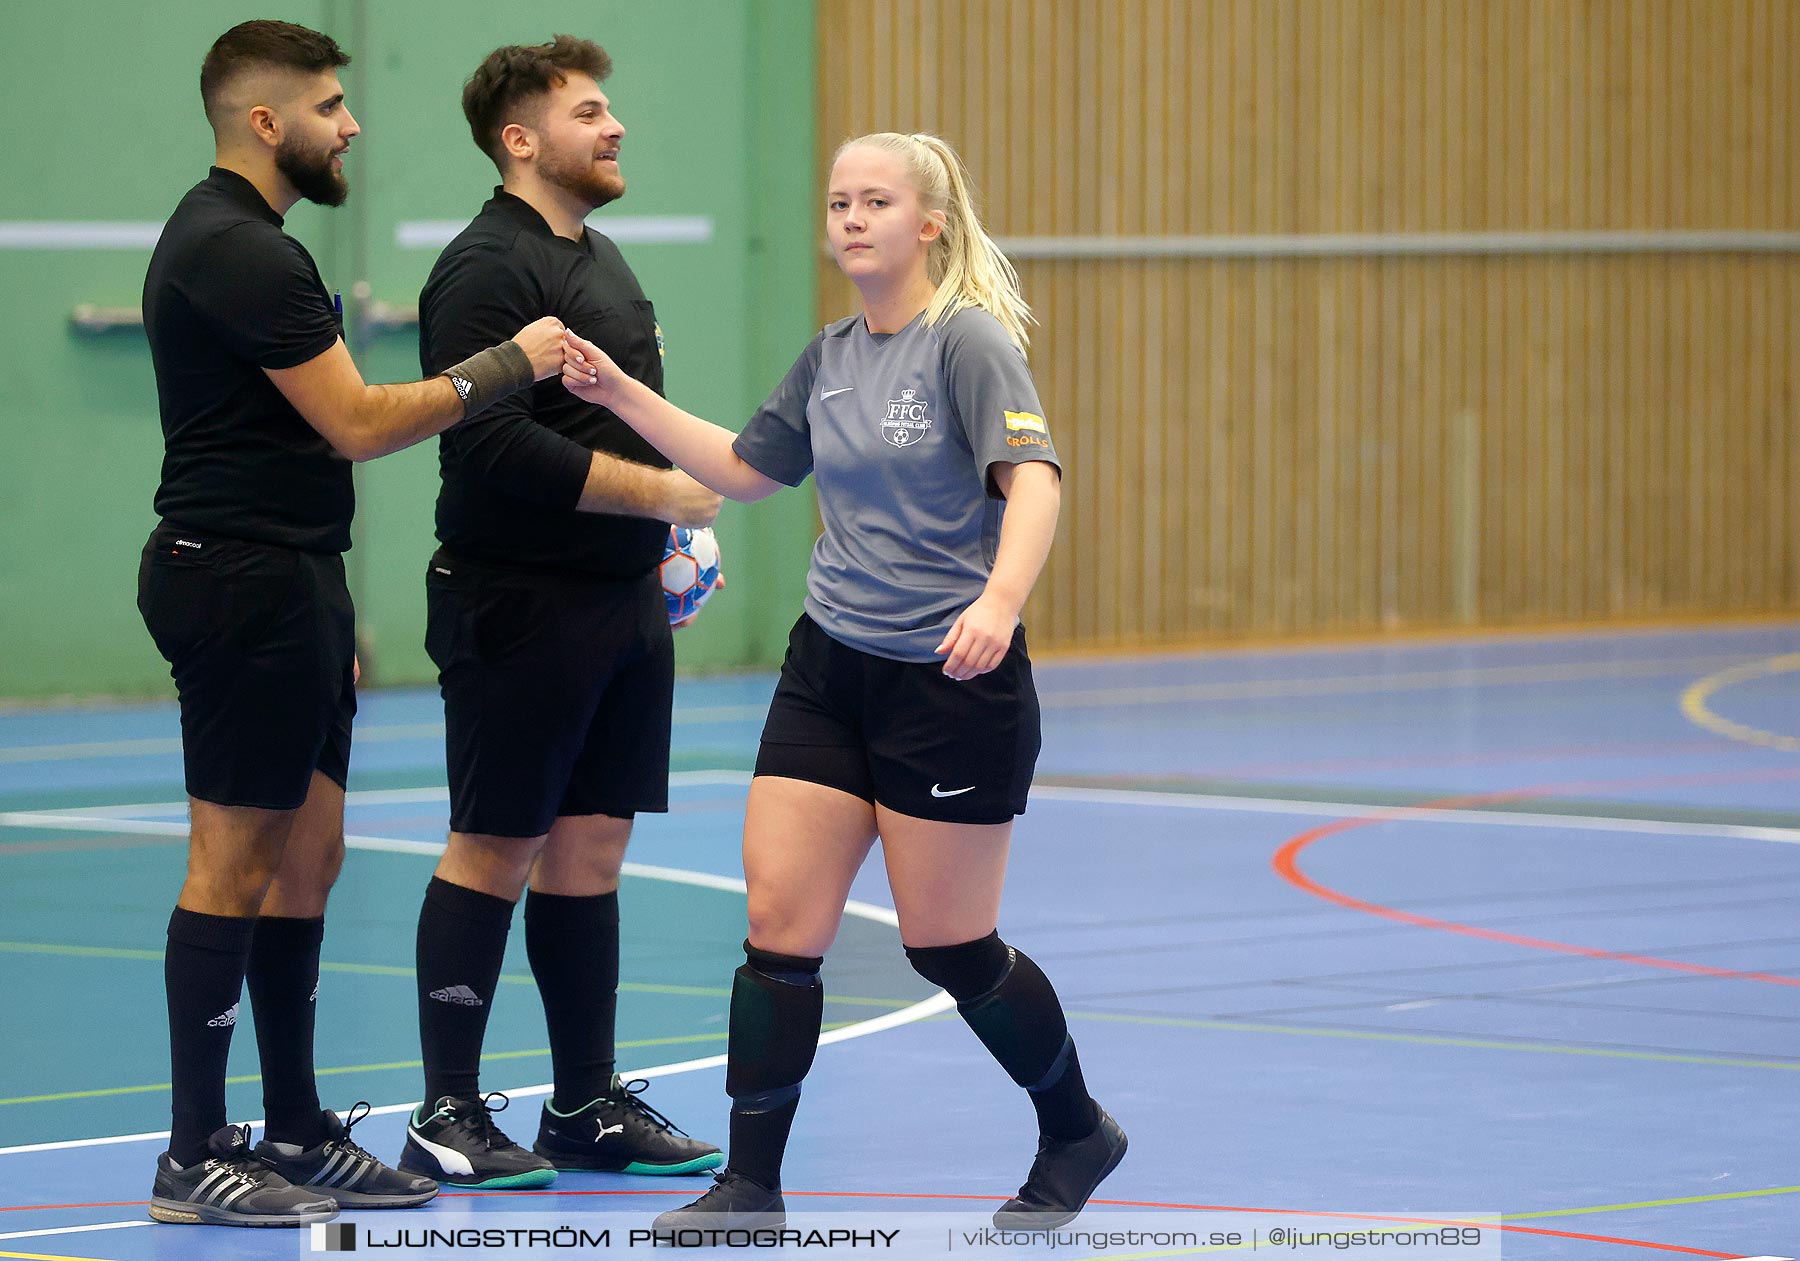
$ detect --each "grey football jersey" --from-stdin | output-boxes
[734,306,1061,662]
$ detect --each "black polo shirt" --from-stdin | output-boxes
[143,167,351,553]
[420,189,672,578]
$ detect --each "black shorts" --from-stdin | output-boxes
[426,551,674,838]
[137,524,355,811]
[754,614,1041,825]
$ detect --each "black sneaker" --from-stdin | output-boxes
[534,1077,723,1175]
[397,1093,557,1189]
[993,1108,1128,1229]
[651,1169,785,1234]
[255,1103,438,1208]
[149,1124,338,1227]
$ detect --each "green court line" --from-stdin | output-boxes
[1503,1182,1800,1219]
[0,941,160,961]
[0,1021,866,1108]
[1066,1009,1800,1072]
[0,942,916,1007]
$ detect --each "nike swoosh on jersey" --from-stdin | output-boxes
[821,386,856,399]
[930,784,976,797]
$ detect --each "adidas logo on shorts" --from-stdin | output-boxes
[207,1003,239,1028]
[428,985,484,1007]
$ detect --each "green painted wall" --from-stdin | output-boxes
[0,0,818,700]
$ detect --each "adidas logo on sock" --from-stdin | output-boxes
[207,1003,239,1028]
[428,985,484,1007]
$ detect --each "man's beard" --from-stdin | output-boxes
[540,145,624,211]
[276,136,348,207]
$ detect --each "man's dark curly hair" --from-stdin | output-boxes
[463,35,612,167]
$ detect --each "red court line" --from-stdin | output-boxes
[0,1192,1748,1256]
[436,1190,1749,1256]
[1272,766,1800,988]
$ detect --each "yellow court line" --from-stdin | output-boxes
[1505,1182,1800,1220]
[1067,1010,1800,1072]
[0,942,914,1009]
[0,1252,122,1261]
[1680,653,1800,752]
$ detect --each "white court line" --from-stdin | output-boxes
[7,771,1797,846]
[0,714,763,765]
[0,772,749,824]
[0,771,943,1161]
[3,775,1794,1158]
[0,651,1767,764]
[1028,786,1800,845]
[0,1220,151,1240]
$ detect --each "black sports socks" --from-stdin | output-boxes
[906,932,1100,1141]
[246,913,326,1146]
[723,942,824,1190]
[525,889,621,1111]
[415,876,515,1105]
[165,907,257,1166]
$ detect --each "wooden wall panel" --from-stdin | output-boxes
[815,0,1800,650]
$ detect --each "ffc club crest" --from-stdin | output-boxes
[881,388,933,447]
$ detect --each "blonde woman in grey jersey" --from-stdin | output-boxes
[561,132,1125,1228]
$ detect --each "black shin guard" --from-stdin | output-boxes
[909,934,1100,1141]
[724,942,823,1189]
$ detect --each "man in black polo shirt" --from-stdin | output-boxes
[137,20,564,1227]
[397,36,723,1189]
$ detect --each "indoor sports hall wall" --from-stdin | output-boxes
[0,0,817,700]
[817,0,1800,650]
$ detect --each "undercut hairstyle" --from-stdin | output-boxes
[200,20,351,126]
[462,35,613,168]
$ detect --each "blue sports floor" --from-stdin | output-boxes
[2,621,1798,1259]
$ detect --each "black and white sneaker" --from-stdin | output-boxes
[534,1078,722,1175]
[149,1124,338,1227]
[397,1093,557,1189]
[651,1169,785,1233]
[255,1103,438,1208]
[993,1107,1128,1229]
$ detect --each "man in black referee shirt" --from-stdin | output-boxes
[138,21,564,1227]
[396,36,723,1189]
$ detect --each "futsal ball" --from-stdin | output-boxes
[660,525,721,624]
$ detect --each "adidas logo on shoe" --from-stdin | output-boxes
[207,1003,239,1028]
[428,985,483,1007]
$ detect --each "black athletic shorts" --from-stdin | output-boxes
[425,550,674,838]
[755,614,1041,825]
[137,523,355,810]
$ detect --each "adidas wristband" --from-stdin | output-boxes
[441,340,534,419]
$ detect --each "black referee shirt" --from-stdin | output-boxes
[143,167,351,553]
[421,189,673,578]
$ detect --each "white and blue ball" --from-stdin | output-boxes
[660,525,721,624]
